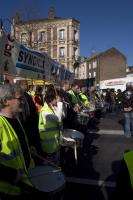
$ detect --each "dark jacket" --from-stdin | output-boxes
[121,89,133,111]
[17,92,43,159]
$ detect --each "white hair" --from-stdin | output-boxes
[0,83,23,110]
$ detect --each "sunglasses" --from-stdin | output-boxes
[13,97,25,101]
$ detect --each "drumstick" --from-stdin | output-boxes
[28,169,62,179]
[33,152,61,170]
[24,169,62,180]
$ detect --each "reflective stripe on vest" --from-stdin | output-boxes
[39,103,60,154]
[41,137,57,144]
[0,149,20,163]
[39,127,59,132]
[0,116,34,195]
[124,151,133,188]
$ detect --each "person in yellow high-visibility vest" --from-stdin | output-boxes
[78,86,90,108]
[0,83,47,200]
[116,150,133,200]
[39,87,64,165]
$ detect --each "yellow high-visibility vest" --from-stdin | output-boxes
[39,103,61,154]
[67,90,80,106]
[124,151,133,189]
[0,116,35,196]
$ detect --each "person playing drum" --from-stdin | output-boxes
[67,82,82,129]
[39,87,64,165]
[0,83,48,200]
[78,86,90,108]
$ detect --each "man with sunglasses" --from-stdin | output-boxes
[0,83,44,200]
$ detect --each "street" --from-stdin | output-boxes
[62,111,133,200]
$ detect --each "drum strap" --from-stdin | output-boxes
[31,151,61,170]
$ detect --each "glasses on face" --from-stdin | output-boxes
[13,97,24,101]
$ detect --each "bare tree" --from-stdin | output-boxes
[16,5,40,21]
[12,3,42,49]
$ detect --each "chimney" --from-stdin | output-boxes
[48,7,55,19]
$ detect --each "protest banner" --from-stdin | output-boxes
[0,30,73,82]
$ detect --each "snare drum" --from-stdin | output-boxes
[29,165,66,200]
[62,129,84,148]
[89,103,95,112]
[77,111,90,125]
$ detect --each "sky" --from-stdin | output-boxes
[1,0,133,65]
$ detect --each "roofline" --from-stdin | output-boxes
[85,47,126,62]
[14,17,80,25]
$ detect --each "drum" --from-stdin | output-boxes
[62,129,84,148]
[29,165,66,200]
[95,101,102,110]
[88,103,95,112]
[77,111,90,125]
[89,111,95,119]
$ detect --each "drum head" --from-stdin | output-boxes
[62,129,84,140]
[29,166,65,192]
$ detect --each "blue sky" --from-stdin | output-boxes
[1,0,133,65]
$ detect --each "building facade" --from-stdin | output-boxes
[78,47,127,86]
[11,7,80,72]
[126,66,133,77]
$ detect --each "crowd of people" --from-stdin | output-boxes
[0,80,133,199]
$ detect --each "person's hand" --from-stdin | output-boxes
[73,105,80,112]
[124,107,132,112]
[128,107,132,111]
[30,146,37,156]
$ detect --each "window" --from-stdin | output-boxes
[38,31,46,42]
[74,47,78,60]
[89,72,91,78]
[21,33,28,44]
[59,47,65,57]
[74,30,78,41]
[93,61,97,69]
[89,63,91,69]
[59,29,65,40]
[93,71,96,77]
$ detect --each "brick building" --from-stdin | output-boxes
[78,47,127,86]
[11,7,80,72]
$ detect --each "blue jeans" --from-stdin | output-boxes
[124,112,133,136]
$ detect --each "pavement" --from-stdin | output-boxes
[98,111,124,134]
[61,111,133,200]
